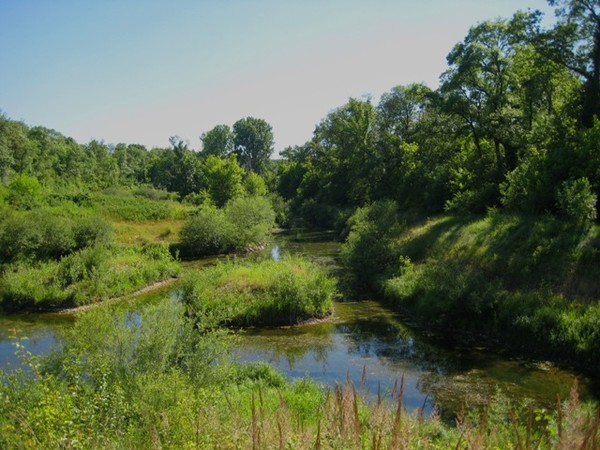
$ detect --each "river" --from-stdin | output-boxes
[0,229,595,415]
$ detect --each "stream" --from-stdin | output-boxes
[0,229,595,415]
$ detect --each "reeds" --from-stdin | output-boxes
[219,376,599,450]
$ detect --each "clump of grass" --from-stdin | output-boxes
[181,256,336,326]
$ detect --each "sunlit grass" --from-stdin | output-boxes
[112,218,185,245]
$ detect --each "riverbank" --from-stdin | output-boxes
[342,204,600,379]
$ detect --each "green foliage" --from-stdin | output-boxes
[200,124,234,157]
[342,201,405,286]
[179,196,275,257]
[181,256,336,326]
[0,209,113,264]
[0,243,179,310]
[556,177,597,225]
[200,154,244,207]
[368,212,600,376]
[224,195,275,250]
[233,116,274,174]
[6,174,43,210]
[243,171,268,196]
[179,205,234,256]
[91,189,186,221]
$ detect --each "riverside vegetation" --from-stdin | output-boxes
[2,0,600,446]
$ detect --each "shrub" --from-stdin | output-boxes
[224,196,275,250]
[0,209,113,264]
[179,196,275,257]
[6,174,43,210]
[341,200,405,286]
[179,205,234,256]
[181,256,336,326]
[556,177,597,225]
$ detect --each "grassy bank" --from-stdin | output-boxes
[342,202,600,377]
[0,243,179,311]
[181,256,336,327]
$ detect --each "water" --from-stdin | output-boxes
[0,229,595,414]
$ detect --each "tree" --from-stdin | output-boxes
[200,124,234,157]
[200,154,244,207]
[232,117,274,174]
[542,0,600,127]
[311,98,378,205]
[440,15,535,174]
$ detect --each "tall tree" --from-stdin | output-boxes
[232,117,274,174]
[440,13,540,175]
[542,0,600,127]
[200,124,234,157]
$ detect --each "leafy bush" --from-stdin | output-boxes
[181,256,336,326]
[0,209,113,264]
[178,205,234,256]
[556,177,597,225]
[341,200,405,286]
[179,196,275,257]
[6,174,43,210]
[224,195,275,250]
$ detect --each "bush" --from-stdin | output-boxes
[556,177,597,225]
[0,209,113,264]
[181,256,336,326]
[179,205,234,256]
[224,196,275,250]
[341,201,405,286]
[179,196,275,257]
[6,174,43,210]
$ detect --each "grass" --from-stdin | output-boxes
[0,243,180,311]
[90,189,190,222]
[112,218,185,245]
[181,256,336,326]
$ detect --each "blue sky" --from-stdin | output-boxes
[1,0,555,152]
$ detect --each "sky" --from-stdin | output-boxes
[1,0,556,153]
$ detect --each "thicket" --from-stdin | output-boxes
[178,196,276,257]
[181,256,336,326]
[342,201,600,376]
[0,208,113,264]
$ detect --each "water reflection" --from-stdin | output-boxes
[235,300,593,413]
